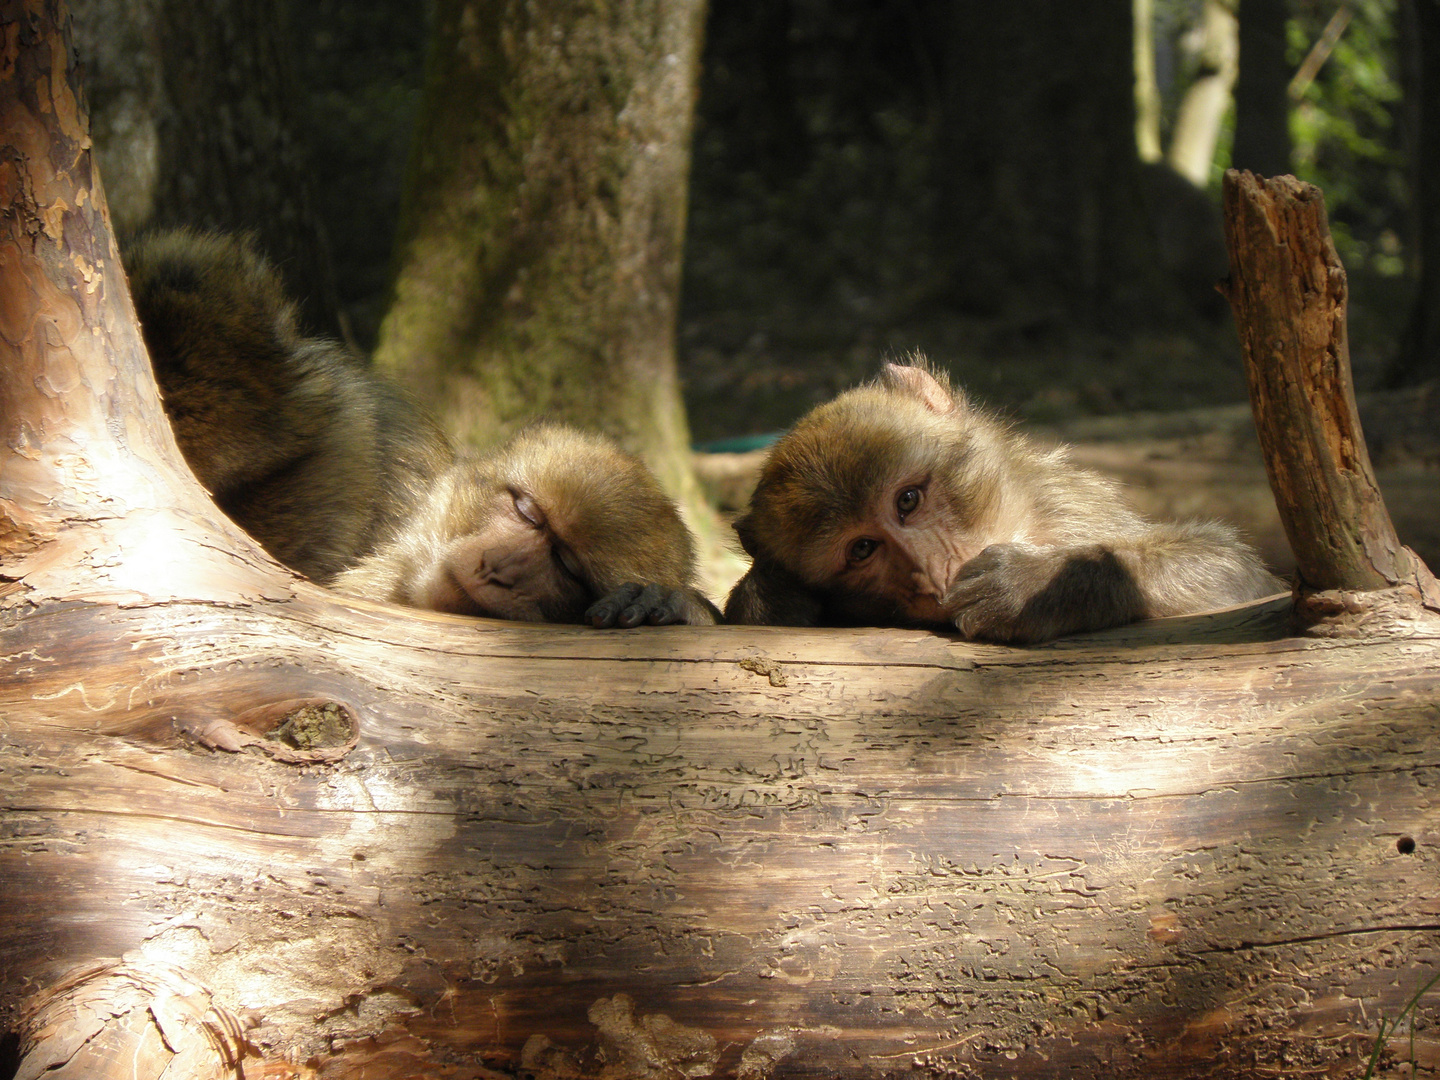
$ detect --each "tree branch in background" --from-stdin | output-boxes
[1288,4,1354,100]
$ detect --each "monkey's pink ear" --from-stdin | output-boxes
[881,363,958,415]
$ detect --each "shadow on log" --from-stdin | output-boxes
[3,8,1440,1080]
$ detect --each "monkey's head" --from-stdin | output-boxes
[734,361,1010,626]
[414,424,698,623]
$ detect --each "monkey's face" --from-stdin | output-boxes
[817,479,991,625]
[415,486,593,623]
[739,374,996,627]
[756,473,990,628]
[403,425,699,625]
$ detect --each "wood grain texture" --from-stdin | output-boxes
[4,6,1440,1077]
[1220,169,1437,610]
[4,590,1440,1078]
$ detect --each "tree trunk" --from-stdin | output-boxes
[933,1,1181,326]
[1134,0,1163,163]
[1220,170,1440,616]
[69,0,343,338]
[5,5,1440,1079]
[1230,0,1292,178]
[373,0,707,510]
[1391,0,1440,385]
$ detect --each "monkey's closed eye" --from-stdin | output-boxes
[553,543,585,583]
[848,537,879,564]
[512,490,546,528]
[896,487,922,518]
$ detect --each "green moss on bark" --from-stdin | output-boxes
[376,0,707,508]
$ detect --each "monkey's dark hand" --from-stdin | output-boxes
[586,582,720,628]
[944,543,1067,644]
[946,542,1145,643]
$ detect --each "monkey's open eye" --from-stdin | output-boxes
[896,487,922,519]
[848,537,879,564]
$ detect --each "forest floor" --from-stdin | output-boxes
[680,286,1440,601]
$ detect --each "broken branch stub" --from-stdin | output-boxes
[1220,169,1436,608]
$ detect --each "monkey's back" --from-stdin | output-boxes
[125,230,453,583]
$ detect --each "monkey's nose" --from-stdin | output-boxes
[910,568,942,598]
[479,548,519,588]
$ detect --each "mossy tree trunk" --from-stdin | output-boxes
[374,0,707,509]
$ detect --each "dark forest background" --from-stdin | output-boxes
[73,0,1432,447]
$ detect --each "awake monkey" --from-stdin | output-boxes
[126,229,717,627]
[725,361,1283,642]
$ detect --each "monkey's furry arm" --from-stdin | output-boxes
[944,521,1285,644]
[723,562,825,626]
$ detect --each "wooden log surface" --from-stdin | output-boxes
[4,588,1440,1078]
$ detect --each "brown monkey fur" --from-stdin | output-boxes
[125,229,453,584]
[725,360,1284,643]
[335,424,720,626]
[127,229,717,627]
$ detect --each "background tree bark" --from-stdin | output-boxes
[1230,0,1293,178]
[932,0,1194,327]
[1392,0,1440,385]
[1166,0,1238,187]
[69,0,343,338]
[373,0,707,509]
[1133,0,1163,163]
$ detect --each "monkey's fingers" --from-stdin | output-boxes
[587,587,650,630]
[622,583,681,627]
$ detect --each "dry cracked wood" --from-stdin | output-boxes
[1220,169,1440,615]
[4,590,1440,1078]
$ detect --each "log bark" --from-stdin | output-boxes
[5,7,1440,1080]
[6,599,1440,1080]
[1220,170,1440,622]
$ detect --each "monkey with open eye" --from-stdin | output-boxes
[126,228,718,627]
[725,360,1283,643]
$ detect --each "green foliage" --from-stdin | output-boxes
[1289,0,1408,277]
